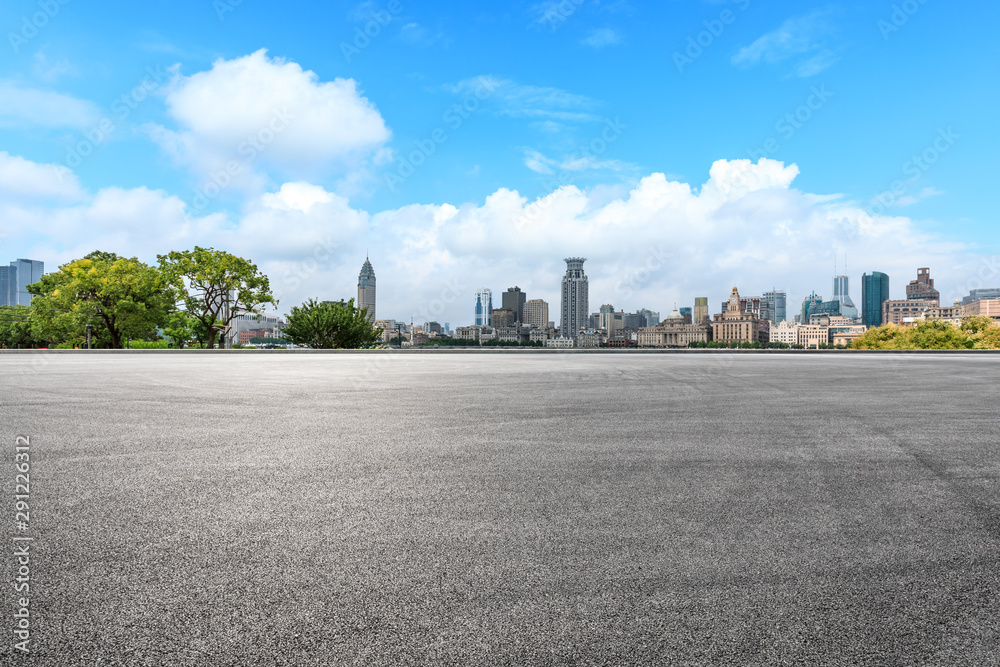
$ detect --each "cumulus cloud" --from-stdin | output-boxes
[146,49,391,188]
[0,81,101,129]
[8,156,977,326]
[0,152,84,203]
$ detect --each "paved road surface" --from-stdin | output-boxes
[2,352,999,665]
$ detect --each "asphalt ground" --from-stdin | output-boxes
[1,352,999,666]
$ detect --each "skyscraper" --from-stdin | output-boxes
[694,297,709,324]
[502,286,526,323]
[474,288,493,326]
[560,257,588,340]
[832,276,858,320]
[801,291,823,323]
[2,259,44,307]
[523,299,549,329]
[763,290,787,323]
[906,267,940,302]
[861,272,890,328]
[357,256,376,322]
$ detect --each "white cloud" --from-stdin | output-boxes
[0,152,84,203]
[523,149,634,175]
[8,158,981,326]
[146,49,391,187]
[732,9,841,77]
[0,81,101,129]
[446,76,602,124]
[581,29,621,48]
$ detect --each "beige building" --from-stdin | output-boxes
[523,299,549,329]
[830,325,867,347]
[883,298,938,325]
[577,330,605,348]
[962,298,1000,321]
[920,303,964,325]
[769,320,800,345]
[545,337,575,348]
[637,308,712,347]
[712,287,759,344]
[798,325,828,349]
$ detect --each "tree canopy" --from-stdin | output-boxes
[282,298,381,349]
[158,247,276,349]
[851,317,1000,349]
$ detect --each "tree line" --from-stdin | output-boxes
[0,248,381,350]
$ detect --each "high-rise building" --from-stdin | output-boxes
[906,267,940,302]
[832,276,858,320]
[961,288,1000,305]
[693,297,709,324]
[523,299,549,329]
[763,290,787,323]
[502,286,526,323]
[475,288,493,326]
[357,256,376,322]
[679,307,693,324]
[2,259,44,307]
[861,272,890,327]
[490,307,516,329]
[801,291,823,324]
[560,257,588,339]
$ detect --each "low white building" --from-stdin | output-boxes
[545,337,574,348]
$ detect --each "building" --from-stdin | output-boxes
[906,267,940,302]
[800,292,823,324]
[238,329,275,345]
[0,259,44,307]
[638,308,712,347]
[962,298,1000,321]
[720,295,767,321]
[357,256,376,322]
[425,321,443,335]
[502,287,526,323]
[961,288,1000,306]
[474,288,493,326]
[490,307,516,329]
[832,276,858,320]
[763,290,787,323]
[713,288,759,344]
[829,325,867,347]
[798,325,828,349]
[598,304,626,339]
[806,300,846,320]
[769,321,800,345]
[882,298,939,325]
[678,307,693,324]
[919,305,963,324]
[861,271,890,328]
[546,337,574,348]
[560,257,589,340]
[693,297,709,324]
[495,325,529,343]
[576,329,605,348]
[523,299,549,329]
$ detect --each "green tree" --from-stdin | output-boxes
[158,247,276,349]
[27,252,175,349]
[162,311,199,349]
[282,298,381,349]
[0,306,40,348]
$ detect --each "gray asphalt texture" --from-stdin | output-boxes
[2,352,999,666]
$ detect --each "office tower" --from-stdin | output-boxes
[357,256,376,322]
[961,288,1000,305]
[861,272,890,327]
[906,267,939,302]
[801,291,823,324]
[523,299,549,329]
[679,307,693,324]
[763,290,787,323]
[490,308,516,329]
[502,286,526,323]
[4,259,44,307]
[560,257,588,339]
[475,288,493,326]
[694,297,709,324]
[832,276,858,320]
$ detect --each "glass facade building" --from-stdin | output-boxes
[763,291,787,323]
[1,259,44,307]
[861,272,890,328]
[474,288,492,326]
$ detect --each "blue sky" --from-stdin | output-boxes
[1,0,997,324]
